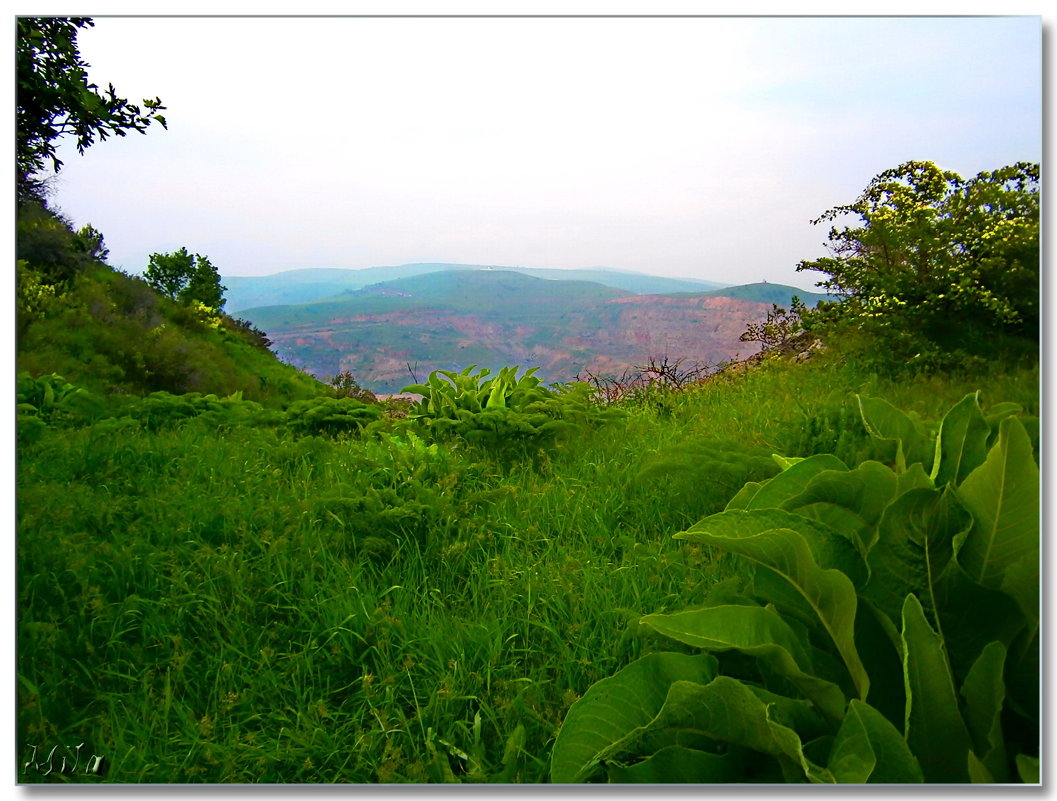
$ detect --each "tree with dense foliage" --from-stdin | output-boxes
[144,248,228,310]
[16,16,167,199]
[797,161,1039,361]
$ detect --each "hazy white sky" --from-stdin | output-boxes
[42,13,1041,291]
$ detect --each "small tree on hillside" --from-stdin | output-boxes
[327,370,377,403]
[740,297,806,352]
[144,247,227,310]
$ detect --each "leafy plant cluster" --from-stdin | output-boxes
[552,392,1038,783]
[17,372,104,445]
[20,362,620,452]
[402,365,621,456]
[16,372,393,443]
[18,372,95,422]
[284,396,383,437]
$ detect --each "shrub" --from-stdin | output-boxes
[797,161,1039,363]
[403,365,621,458]
[127,390,278,432]
[326,370,377,403]
[283,396,383,437]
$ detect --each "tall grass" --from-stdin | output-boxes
[16,352,1038,782]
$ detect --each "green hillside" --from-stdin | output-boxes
[19,269,323,403]
[676,281,833,307]
[349,269,635,315]
[223,263,725,312]
[18,344,1040,783]
[243,269,633,330]
[16,216,325,404]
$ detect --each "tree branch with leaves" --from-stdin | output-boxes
[16,16,167,198]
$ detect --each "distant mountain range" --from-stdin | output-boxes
[232,265,833,394]
[222,263,729,313]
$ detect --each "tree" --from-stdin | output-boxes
[16,16,167,199]
[181,254,226,310]
[797,160,1039,358]
[144,248,227,310]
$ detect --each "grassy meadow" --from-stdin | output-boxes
[16,351,1039,783]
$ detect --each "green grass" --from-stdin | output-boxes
[16,352,1039,782]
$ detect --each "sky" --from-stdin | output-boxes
[38,13,1042,292]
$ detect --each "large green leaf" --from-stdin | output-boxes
[724,481,763,511]
[999,556,1039,633]
[981,401,1022,431]
[896,462,934,496]
[549,652,717,783]
[828,699,924,783]
[677,519,869,700]
[641,676,834,783]
[1015,754,1039,784]
[857,394,932,472]
[677,508,868,585]
[850,601,913,732]
[931,391,990,487]
[954,416,1039,625]
[862,486,971,630]
[959,640,1008,782]
[782,460,899,555]
[604,745,745,783]
[933,563,1025,682]
[1003,626,1039,724]
[746,453,848,510]
[901,593,972,783]
[642,604,847,724]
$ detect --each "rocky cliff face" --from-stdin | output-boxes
[265,293,769,393]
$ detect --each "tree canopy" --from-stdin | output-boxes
[145,248,227,311]
[797,160,1039,360]
[16,16,167,198]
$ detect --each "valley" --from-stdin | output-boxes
[234,266,828,392]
